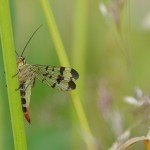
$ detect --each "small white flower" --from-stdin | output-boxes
[124,87,150,106]
[124,96,143,106]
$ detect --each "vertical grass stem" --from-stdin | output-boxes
[0,0,27,149]
[40,0,97,149]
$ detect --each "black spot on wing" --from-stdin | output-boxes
[32,78,36,87]
[45,66,49,71]
[51,83,56,88]
[68,81,76,90]
[43,73,49,76]
[52,67,54,71]
[42,78,46,82]
[49,75,52,79]
[60,67,65,75]
[57,75,64,84]
[71,69,79,80]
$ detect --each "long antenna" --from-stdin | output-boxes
[21,24,43,56]
[15,51,19,57]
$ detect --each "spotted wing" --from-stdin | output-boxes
[31,65,79,91]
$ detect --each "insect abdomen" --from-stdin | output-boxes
[20,82,31,123]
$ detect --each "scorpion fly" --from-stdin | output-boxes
[15,25,79,123]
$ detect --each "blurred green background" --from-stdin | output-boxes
[1,0,150,149]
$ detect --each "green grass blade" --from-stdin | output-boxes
[40,0,69,67]
[72,0,88,96]
[0,0,27,150]
[40,0,97,149]
[0,45,14,150]
[0,52,5,150]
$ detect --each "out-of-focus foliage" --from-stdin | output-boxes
[1,0,150,149]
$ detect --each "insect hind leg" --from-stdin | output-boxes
[15,84,23,91]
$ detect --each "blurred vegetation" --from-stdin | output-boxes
[1,0,150,149]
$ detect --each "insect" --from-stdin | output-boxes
[15,25,79,123]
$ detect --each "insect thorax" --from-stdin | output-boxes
[17,59,35,84]
[17,56,26,67]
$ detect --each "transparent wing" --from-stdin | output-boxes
[20,81,35,108]
[24,77,35,107]
[31,65,79,91]
[18,64,36,108]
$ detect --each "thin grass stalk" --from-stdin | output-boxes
[0,0,27,150]
[0,43,14,149]
[40,0,97,149]
[0,52,5,150]
[71,0,88,148]
[72,0,88,97]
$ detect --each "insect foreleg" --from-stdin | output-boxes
[12,72,19,77]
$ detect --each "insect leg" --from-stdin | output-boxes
[12,72,19,77]
[15,84,22,91]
